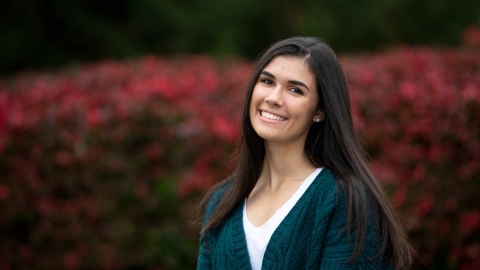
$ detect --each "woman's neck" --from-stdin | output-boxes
[258,141,317,191]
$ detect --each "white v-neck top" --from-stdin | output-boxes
[243,167,323,270]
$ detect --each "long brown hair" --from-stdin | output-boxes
[197,37,413,269]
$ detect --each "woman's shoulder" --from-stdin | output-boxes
[311,167,341,201]
[314,167,337,190]
[318,168,374,206]
[315,168,381,233]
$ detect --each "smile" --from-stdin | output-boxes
[260,110,287,121]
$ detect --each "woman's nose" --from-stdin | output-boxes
[264,87,284,106]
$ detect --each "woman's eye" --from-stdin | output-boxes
[261,78,274,85]
[290,88,303,95]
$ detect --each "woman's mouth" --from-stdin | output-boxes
[260,110,287,121]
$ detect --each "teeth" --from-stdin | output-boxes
[261,111,286,121]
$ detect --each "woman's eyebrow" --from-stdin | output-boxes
[260,71,310,91]
[261,71,275,78]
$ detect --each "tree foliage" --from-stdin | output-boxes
[1,0,480,74]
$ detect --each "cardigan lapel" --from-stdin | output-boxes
[230,202,253,270]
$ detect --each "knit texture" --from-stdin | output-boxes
[197,168,391,270]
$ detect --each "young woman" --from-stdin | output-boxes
[196,37,413,269]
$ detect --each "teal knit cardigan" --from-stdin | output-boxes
[197,168,391,269]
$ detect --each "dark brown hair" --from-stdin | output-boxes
[198,37,413,269]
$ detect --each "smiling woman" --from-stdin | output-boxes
[249,56,322,146]
[196,37,413,270]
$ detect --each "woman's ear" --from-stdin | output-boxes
[313,111,325,123]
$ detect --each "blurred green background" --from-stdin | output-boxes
[2,0,480,74]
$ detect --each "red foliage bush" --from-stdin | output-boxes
[0,56,251,269]
[0,32,479,269]
[343,43,480,268]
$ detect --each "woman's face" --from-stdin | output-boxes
[249,56,323,145]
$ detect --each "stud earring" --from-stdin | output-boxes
[315,118,321,122]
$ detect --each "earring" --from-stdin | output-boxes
[315,118,321,122]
